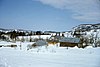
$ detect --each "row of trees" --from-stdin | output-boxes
[0,30,50,42]
[0,31,26,41]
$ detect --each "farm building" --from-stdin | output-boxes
[59,37,80,47]
[35,40,48,46]
[27,39,48,50]
[47,35,64,45]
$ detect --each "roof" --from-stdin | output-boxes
[59,37,80,43]
[35,40,48,46]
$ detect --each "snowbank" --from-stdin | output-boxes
[0,41,100,67]
[0,46,100,67]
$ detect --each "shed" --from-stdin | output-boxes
[36,40,48,46]
[59,37,80,47]
[47,35,64,45]
[32,40,48,47]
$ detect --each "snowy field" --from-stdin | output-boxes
[0,42,100,67]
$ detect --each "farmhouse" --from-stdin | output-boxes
[59,37,80,47]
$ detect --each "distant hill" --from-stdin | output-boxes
[72,23,100,32]
[0,23,100,34]
[0,28,32,33]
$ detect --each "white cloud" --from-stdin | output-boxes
[35,0,100,22]
[73,12,100,22]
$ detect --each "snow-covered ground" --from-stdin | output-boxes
[0,41,100,67]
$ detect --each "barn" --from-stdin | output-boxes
[47,35,64,45]
[59,37,80,47]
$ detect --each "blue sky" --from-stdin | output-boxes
[0,0,100,31]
